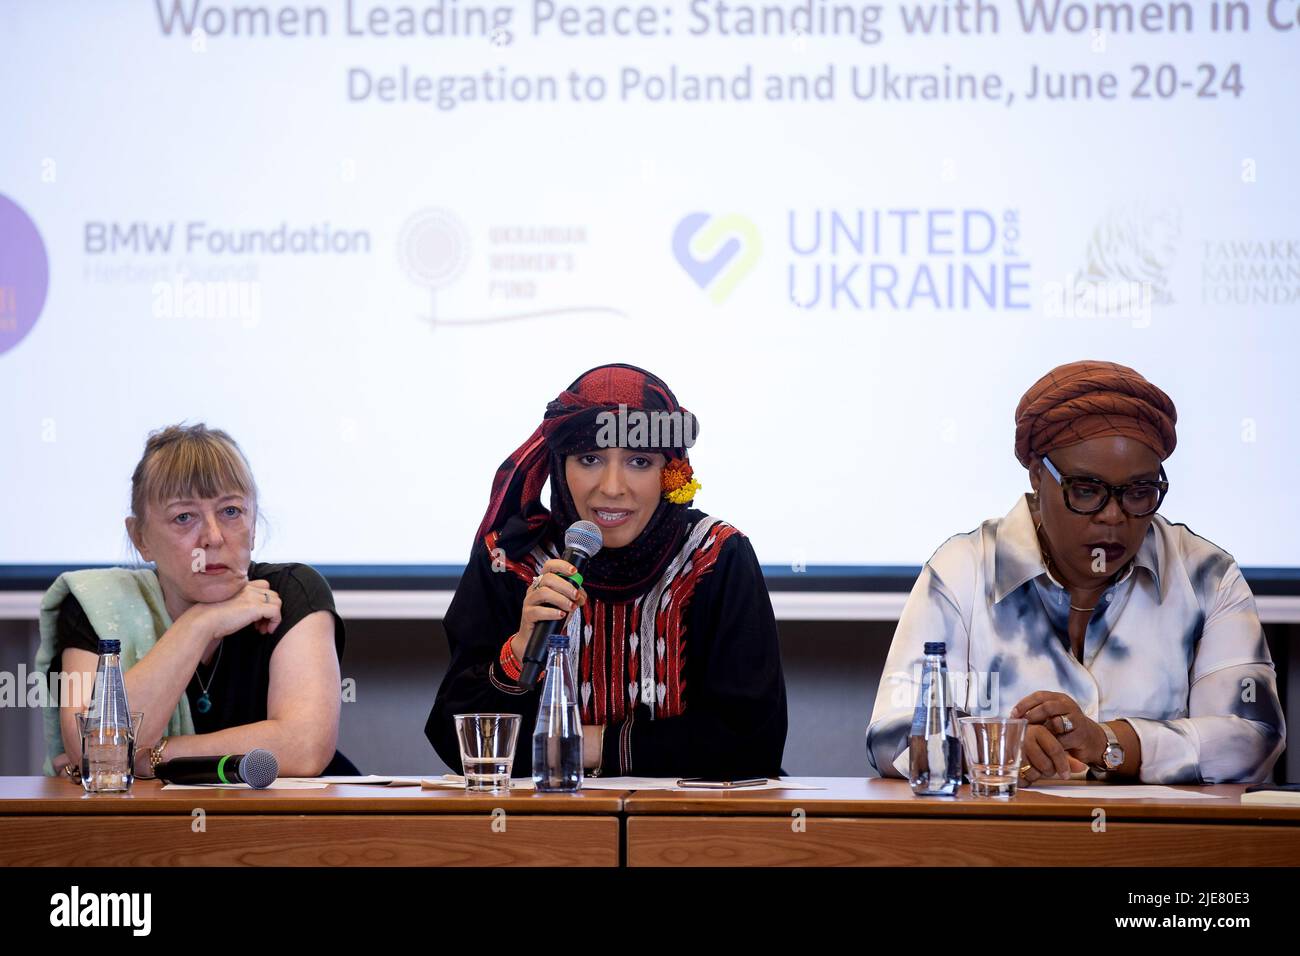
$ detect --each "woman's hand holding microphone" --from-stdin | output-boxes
[511,560,604,768]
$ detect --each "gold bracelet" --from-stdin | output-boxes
[589,725,606,778]
[148,736,170,776]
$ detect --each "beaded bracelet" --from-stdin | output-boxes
[499,635,523,682]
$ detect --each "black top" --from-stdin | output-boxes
[52,562,357,775]
[425,517,788,779]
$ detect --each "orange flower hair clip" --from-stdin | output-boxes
[661,458,701,505]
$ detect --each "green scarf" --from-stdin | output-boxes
[35,568,195,775]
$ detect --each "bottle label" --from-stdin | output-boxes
[89,670,106,717]
[909,667,934,736]
[910,659,954,737]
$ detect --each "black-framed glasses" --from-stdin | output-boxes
[1041,455,1169,517]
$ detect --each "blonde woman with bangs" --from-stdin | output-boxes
[35,424,356,779]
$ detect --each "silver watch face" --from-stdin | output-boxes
[1103,744,1124,770]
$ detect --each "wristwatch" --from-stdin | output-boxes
[1089,722,1125,777]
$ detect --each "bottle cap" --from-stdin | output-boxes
[923,641,946,656]
[96,639,122,654]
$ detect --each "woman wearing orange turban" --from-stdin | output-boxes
[867,360,1285,785]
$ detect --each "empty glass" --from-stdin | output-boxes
[959,716,1028,798]
[453,713,522,791]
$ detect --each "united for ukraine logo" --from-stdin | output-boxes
[673,212,761,304]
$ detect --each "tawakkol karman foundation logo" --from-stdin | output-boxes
[0,194,50,356]
[1084,202,1181,304]
[673,212,761,304]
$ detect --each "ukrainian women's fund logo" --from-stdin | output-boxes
[398,207,625,327]
[398,207,473,323]
[673,212,762,304]
[0,194,50,356]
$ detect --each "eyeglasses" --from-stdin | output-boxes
[1040,455,1169,518]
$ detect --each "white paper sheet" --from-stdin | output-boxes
[162,775,442,790]
[161,779,328,790]
[421,775,534,791]
[419,775,826,792]
[284,775,426,786]
[1031,785,1226,800]
[585,776,827,791]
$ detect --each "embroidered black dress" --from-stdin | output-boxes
[425,510,787,779]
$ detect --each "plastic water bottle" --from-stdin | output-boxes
[908,641,962,796]
[82,639,136,793]
[532,634,583,792]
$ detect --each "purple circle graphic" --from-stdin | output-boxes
[0,194,50,356]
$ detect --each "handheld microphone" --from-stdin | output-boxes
[155,749,279,789]
[519,520,602,687]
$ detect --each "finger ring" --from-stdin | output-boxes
[529,575,543,592]
[1058,715,1074,734]
[1019,763,1033,777]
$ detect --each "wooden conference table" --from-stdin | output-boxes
[1,777,1297,867]
[0,777,623,867]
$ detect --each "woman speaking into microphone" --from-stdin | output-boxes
[425,364,787,779]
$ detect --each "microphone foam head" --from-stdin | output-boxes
[239,749,279,789]
[565,520,603,559]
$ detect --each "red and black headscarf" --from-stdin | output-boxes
[476,364,698,602]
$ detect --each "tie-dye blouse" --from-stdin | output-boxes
[866,494,1285,784]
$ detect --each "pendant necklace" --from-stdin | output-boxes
[194,643,223,714]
